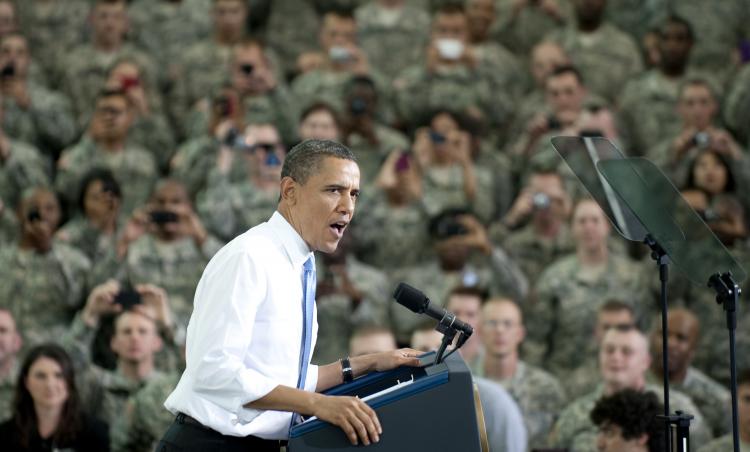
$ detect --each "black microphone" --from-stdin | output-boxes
[393,282,473,338]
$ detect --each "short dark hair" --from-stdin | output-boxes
[96,88,130,107]
[590,389,666,452]
[13,344,83,449]
[300,101,341,129]
[685,148,736,194]
[77,167,122,213]
[547,64,585,86]
[599,299,635,316]
[660,14,694,43]
[281,139,356,185]
[448,285,489,305]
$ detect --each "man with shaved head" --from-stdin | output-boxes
[472,297,566,449]
[551,327,712,451]
[648,308,731,437]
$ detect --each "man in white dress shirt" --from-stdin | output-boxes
[158,139,421,451]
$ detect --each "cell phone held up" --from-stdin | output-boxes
[114,289,142,310]
[149,210,178,225]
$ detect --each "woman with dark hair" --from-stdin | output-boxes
[0,344,109,451]
[684,148,736,196]
[56,168,122,281]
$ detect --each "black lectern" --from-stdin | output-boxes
[288,351,482,452]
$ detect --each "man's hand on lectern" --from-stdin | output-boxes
[312,394,381,446]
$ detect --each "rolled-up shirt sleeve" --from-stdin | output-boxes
[189,250,279,415]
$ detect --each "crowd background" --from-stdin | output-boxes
[1,0,750,451]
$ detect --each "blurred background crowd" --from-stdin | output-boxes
[1,0,750,450]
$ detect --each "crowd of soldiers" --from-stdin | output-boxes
[1,0,750,450]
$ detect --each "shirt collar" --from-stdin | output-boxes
[269,211,314,269]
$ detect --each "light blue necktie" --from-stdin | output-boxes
[291,256,316,428]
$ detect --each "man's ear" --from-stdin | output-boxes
[636,433,649,447]
[280,176,297,205]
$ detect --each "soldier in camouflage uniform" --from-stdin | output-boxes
[0,308,21,422]
[111,372,181,452]
[471,298,566,450]
[354,0,430,81]
[168,96,259,199]
[394,5,511,131]
[564,300,636,400]
[618,15,702,157]
[491,0,571,59]
[119,180,223,337]
[414,111,496,222]
[505,40,569,148]
[352,149,432,272]
[196,123,285,242]
[264,0,321,77]
[64,281,173,440]
[183,39,298,143]
[696,370,750,452]
[648,308,731,438]
[603,0,666,43]
[169,0,248,133]
[16,0,90,84]
[56,89,158,216]
[102,58,176,172]
[128,0,212,73]
[648,79,748,194]
[0,33,77,156]
[0,188,91,347]
[549,327,712,451]
[491,170,574,286]
[544,0,643,103]
[671,0,746,85]
[291,9,393,122]
[527,199,647,375]
[312,232,392,364]
[58,0,158,126]
[340,76,409,188]
[389,210,528,344]
[55,168,124,285]
[466,0,527,108]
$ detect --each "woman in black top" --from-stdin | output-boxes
[0,344,109,451]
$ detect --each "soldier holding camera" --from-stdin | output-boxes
[292,9,392,122]
[56,89,158,216]
[0,33,77,156]
[649,78,747,189]
[197,122,286,242]
[0,187,91,347]
[184,39,297,143]
[116,179,222,338]
[62,279,176,442]
[389,209,528,344]
[491,169,574,286]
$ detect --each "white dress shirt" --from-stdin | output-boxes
[165,211,319,439]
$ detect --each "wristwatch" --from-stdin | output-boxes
[341,356,353,383]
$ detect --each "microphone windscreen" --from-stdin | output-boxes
[393,282,429,313]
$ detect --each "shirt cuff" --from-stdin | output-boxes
[303,364,319,393]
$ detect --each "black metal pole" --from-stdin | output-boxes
[658,252,671,452]
[708,272,741,452]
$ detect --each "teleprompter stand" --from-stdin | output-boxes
[551,136,746,452]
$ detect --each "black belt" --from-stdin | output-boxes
[176,412,211,430]
[175,412,288,447]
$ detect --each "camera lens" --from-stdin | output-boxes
[532,193,551,210]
